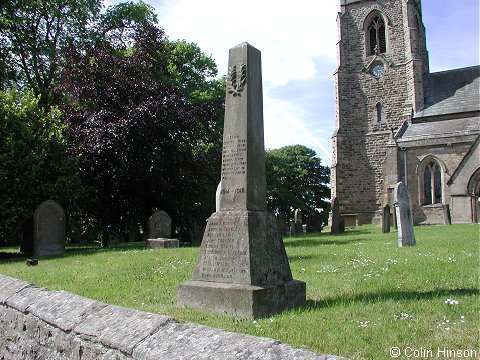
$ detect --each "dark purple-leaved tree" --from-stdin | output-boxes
[58,8,224,246]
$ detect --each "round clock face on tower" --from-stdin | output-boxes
[372,64,385,77]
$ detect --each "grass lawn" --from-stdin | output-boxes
[1,224,479,359]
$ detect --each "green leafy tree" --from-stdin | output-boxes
[0,0,101,106]
[266,145,330,222]
[0,89,84,245]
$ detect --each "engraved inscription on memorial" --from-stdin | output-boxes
[221,134,247,185]
[199,217,248,281]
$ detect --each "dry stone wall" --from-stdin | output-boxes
[0,275,346,360]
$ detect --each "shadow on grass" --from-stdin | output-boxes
[304,288,479,310]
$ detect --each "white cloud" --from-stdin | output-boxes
[263,95,333,163]
[159,0,338,84]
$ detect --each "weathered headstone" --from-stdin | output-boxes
[276,212,287,236]
[306,212,322,233]
[330,197,344,234]
[442,204,452,225]
[146,210,179,249]
[294,208,302,224]
[177,43,306,319]
[33,200,66,257]
[293,208,303,235]
[381,204,391,233]
[394,182,416,247]
[148,210,171,238]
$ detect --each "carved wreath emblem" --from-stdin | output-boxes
[227,63,247,97]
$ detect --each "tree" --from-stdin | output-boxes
[265,145,330,222]
[58,15,224,246]
[0,0,101,106]
[0,89,84,246]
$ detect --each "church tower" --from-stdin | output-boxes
[331,0,429,224]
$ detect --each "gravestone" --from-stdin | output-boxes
[381,204,391,233]
[33,200,66,257]
[293,208,303,235]
[146,210,179,249]
[177,43,306,319]
[306,212,322,233]
[442,204,452,225]
[294,209,302,224]
[276,212,287,236]
[330,197,344,234]
[394,182,416,247]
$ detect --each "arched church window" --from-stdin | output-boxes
[368,16,386,55]
[423,161,442,205]
[376,102,382,122]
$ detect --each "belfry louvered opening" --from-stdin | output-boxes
[368,16,386,55]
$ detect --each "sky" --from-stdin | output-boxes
[103,0,479,167]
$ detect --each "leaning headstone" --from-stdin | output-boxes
[306,212,322,233]
[331,197,344,234]
[33,200,66,257]
[442,204,452,225]
[146,210,179,249]
[276,212,287,236]
[394,182,416,247]
[381,204,391,233]
[177,43,306,319]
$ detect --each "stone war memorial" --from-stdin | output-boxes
[177,43,306,319]
[146,210,179,248]
[33,200,66,257]
[394,182,416,247]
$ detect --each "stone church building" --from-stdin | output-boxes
[331,0,480,225]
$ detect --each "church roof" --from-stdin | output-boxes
[397,116,480,147]
[414,66,480,119]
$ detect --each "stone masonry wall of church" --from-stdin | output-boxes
[332,0,424,223]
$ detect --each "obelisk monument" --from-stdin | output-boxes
[177,43,306,318]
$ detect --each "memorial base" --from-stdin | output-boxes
[146,238,179,249]
[177,279,306,319]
